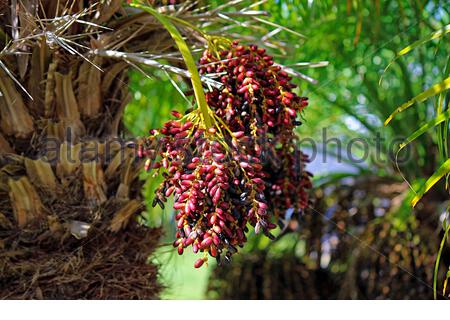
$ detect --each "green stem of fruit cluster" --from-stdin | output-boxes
[129,3,213,128]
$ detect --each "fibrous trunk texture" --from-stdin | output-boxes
[0,0,181,299]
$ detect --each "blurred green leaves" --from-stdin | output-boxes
[125,69,189,137]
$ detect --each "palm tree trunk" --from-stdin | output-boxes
[0,0,180,299]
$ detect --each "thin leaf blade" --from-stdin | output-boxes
[411,158,450,207]
[398,24,450,57]
[384,77,450,126]
[380,24,450,84]
[399,109,450,150]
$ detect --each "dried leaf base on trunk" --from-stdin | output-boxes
[1,218,162,299]
[0,145,163,299]
[0,0,180,299]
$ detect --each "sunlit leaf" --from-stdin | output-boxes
[380,24,450,83]
[398,24,450,57]
[411,158,450,207]
[384,77,450,126]
[436,56,450,160]
[434,223,450,299]
[398,109,450,151]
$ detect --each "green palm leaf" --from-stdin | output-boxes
[397,24,450,56]
[411,158,450,207]
[384,77,450,125]
[380,24,450,84]
[434,223,450,299]
[398,109,450,151]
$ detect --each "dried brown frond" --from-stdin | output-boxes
[0,141,164,299]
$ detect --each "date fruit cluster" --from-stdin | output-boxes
[142,42,312,268]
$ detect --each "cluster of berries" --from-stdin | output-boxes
[142,42,312,267]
